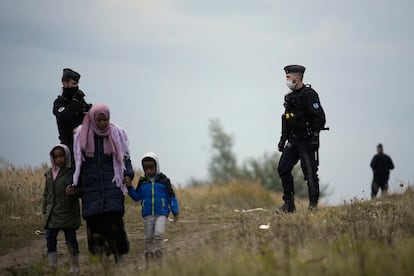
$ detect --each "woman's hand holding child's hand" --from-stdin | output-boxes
[124,176,132,188]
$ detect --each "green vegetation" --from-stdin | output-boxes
[1,163,414,275]
[206,118,323,197]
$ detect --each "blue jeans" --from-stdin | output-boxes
[46,228,79,255]
[144,215,167,253]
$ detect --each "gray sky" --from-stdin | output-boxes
[1,0,413,204]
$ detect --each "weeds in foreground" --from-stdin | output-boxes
[143,189,414,276]
[1,165,414,275]
[0,164,46,254]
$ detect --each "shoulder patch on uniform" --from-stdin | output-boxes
[58,106,65,112]
[313,103,319,109]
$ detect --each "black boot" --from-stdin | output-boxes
[308,198,318,211]
[279,200,296,213]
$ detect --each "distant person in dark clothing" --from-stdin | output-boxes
[53,68,92,154]
[370,143,394,198]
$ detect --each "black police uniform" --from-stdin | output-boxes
[53,69,91,154]
[277,65,326,212]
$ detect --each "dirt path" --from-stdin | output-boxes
[0,207,239,275]
[0,228,89,273]
[0,237,44,271]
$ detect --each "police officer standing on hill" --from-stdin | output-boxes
[277,65,326,212]
[53,68,91,155]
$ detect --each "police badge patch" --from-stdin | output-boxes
[313,103,319,109]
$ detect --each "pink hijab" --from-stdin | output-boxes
[50,144,71,180]
[79,103,120,161]
[72,103,129,194]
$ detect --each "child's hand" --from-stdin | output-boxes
[124,176,132,188]
[65,185,77,196]
[173,215,179,222]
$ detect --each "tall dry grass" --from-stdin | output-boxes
[0,162,46,254]
[2,164,414,275]
[145,189,414,276]
[176,181,283,210]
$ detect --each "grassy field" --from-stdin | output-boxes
[1,164,414,275]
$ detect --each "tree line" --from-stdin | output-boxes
[191,118,328,198]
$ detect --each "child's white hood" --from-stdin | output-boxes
[142,152,160,174]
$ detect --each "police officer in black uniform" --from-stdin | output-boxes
[53,68,91,154]
[277,65,326,212]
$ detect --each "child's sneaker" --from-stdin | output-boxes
[144,252,153,269]
[154,250,163,265]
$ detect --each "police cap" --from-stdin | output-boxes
[284,65,305,74]
[62,68,81,82]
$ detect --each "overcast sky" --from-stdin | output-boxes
[1,0,413,205]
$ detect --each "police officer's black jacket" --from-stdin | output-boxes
[281,84,326,140]
[53,88,91,149]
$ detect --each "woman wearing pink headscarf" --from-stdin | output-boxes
[72,103,134,263]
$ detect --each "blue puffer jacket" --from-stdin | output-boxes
[80,136,134,219]
[128,152,179,217]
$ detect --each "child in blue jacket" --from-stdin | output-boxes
[125,152,179,264]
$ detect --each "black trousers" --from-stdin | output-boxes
[46,228,79,255]
[277,139,319,202]
[86,213,129,259]
[371,180,388,198]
